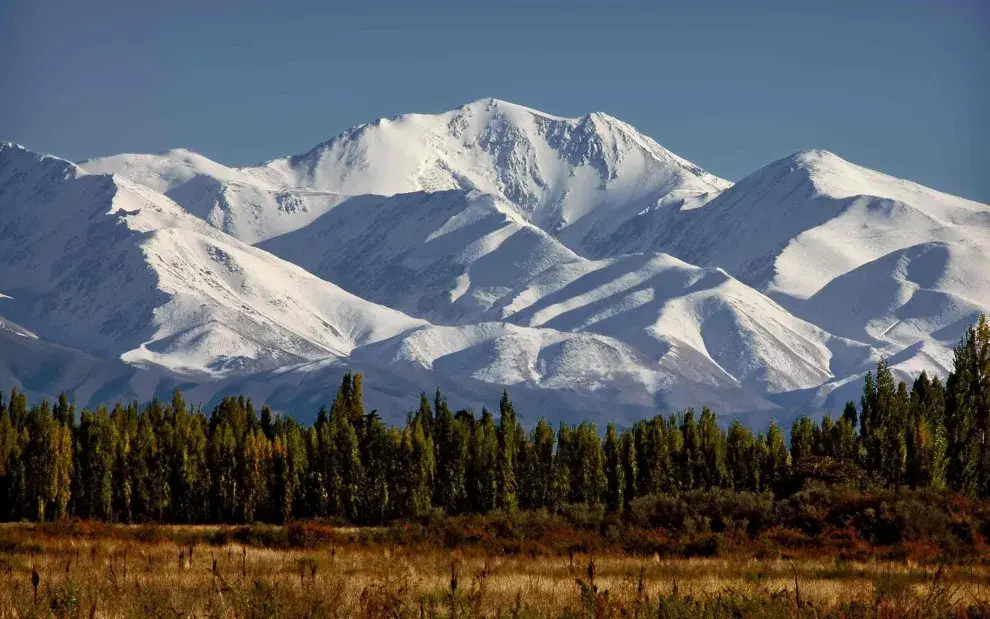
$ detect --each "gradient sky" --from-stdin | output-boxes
[2,0,987,201]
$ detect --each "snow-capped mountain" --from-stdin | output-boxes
[595,148,990,378]
[0,142,770,421]
[5,98,989,425]
[82,98,730,252]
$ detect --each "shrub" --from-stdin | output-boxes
[285,521,336,548]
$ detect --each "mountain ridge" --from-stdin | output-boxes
[4,98,988,425]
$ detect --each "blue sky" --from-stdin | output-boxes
[2,0,987,201]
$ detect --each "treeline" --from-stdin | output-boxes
[1,316,989,525]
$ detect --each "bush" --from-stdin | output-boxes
[285,521,336,548]
[135,524,167,543]
[559,503,605,530]
[628,489,774,536]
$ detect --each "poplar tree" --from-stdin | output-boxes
[523,418,555,510]
[697,407,727,488]
[111,402,136,522]
[75,407,117,520]
[495,390,519,511]
[241,429,273,523]
[170,393,209,522]
[0,391,25,521]
[762,421,790,492]
[272,420,307,523]
[726,420,757,491]
[905,372,947,489]
[209,420,238,522]
[664,414,685,492]
[619,428,637,512]
[469,408,498,513]
[359,412,394,523]
[679,410,700,490]
[26,402,72,522]
[633,417,668,496]
[790,415,815,466]
[399,416,434,517]
[329,406,362,521]
[432,393,466,513]
[944,315,990,496]
[602,423,624,513]
[553,423,573,511]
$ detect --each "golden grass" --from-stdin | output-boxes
[0,524,988,618]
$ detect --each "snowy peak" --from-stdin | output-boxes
[257,98,730,243]
[756,148,986,213]
[1,141,86,185]
[80,99,731,253]
[272,96,731,199]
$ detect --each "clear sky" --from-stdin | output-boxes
[2,0,987,202]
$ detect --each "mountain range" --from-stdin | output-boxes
[2,97,987,426]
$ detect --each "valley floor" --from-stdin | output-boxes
[1,523,988,618]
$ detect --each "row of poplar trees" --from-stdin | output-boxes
[1,316,989,524]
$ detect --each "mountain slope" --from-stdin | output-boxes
[260,189,875,397]
[600,149,989,295]
[594,149,990,370]
[0,142,425,377]
[80,149,355,244]
[3,143,785,418]
[258,189,581,324]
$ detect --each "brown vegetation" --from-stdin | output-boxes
[1,521,989,618]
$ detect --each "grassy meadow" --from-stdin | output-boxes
[1,522,988,618]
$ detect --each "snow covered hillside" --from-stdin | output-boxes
[259,191,876,398]
[594,149,990,378]
[0,143,772,420]
[0,143,425,377]
[4,98,989,425]
[83,98,730,253]
[80,148,355,244]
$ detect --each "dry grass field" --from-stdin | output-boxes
[1,523,989,618]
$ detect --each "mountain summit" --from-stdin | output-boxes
[83,98,729,252]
